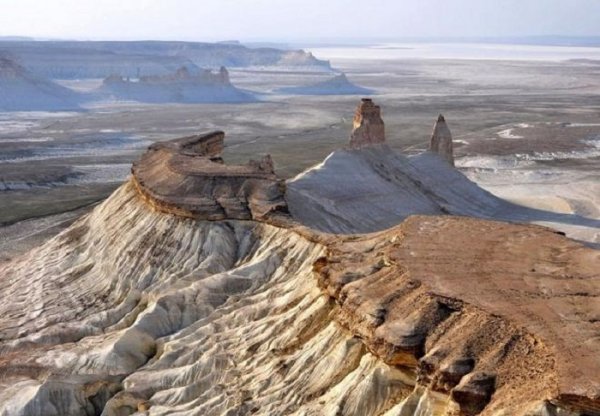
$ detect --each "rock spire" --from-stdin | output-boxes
[429,114,454,166]
[349,98,385,148]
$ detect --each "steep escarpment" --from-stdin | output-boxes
[2,181,598,415]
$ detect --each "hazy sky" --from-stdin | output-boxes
[0,0,599,42]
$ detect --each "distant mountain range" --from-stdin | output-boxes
[0,40,332,80]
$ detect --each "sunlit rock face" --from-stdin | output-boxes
[349,98,386,148]
[429,114,455,166]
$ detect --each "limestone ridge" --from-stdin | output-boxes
[429,114,455,166]
[132,131,287,220]
[349,98,386,148]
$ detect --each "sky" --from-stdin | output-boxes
[0,0,599,42]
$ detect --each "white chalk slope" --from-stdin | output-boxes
[0,182,442,416]
[286,144,600,241]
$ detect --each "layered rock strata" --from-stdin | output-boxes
[349,98,386,148]
[430,114,455,166]
[132,131,287,221]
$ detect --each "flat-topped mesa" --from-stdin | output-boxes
[132,131,287,221]
[429,114,455,166]
[349,98,386,148]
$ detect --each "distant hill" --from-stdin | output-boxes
[0,55,82,111]
[97,66,256,104]
[277,73,373,95]
[0,40,332,79]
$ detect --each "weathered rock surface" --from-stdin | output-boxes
[429,114,455,166]
[132,131,287,221]
[349,98,386,148]
[315,215,600,415]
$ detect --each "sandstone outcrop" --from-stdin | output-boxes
[132,131,287,221]
[430,114,455,166]
[349,98,386,148]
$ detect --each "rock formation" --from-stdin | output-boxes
[349,98,386,148]
[98,66,256,104]
[132,131,287,220]
[430,114,455,166]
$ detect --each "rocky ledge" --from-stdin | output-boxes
[314,215,600,415]
[131,131,287,221]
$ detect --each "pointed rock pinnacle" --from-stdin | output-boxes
[429,114,454,166]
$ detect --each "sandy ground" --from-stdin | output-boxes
[0,44,599,256]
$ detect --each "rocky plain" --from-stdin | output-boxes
[0,40,599,415]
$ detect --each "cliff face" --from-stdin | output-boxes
[1,181,598,416]
[131,131,287,221]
